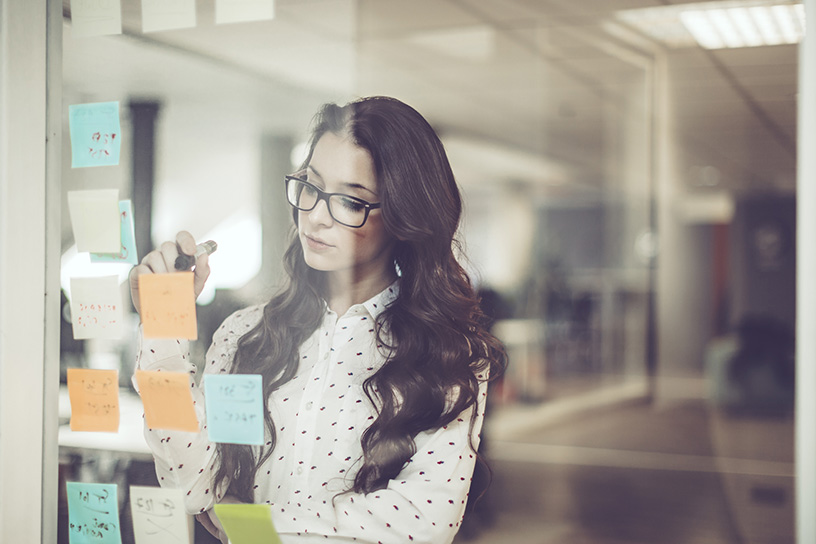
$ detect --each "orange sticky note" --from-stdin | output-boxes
[135,370,200,432]
[67,368,120,432]
[139,272,197,339]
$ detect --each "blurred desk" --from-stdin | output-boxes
[58,385,153,461]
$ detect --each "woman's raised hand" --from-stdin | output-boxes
[129,230,211,316]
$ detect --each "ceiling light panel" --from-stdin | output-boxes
[617,0,805,49]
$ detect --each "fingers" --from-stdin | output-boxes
[176,230,197,257]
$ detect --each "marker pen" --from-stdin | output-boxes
[174,240,217,270]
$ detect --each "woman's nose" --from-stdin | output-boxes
[307,198,334,227]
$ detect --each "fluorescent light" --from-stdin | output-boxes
[748,6,784,45]
[619,1,805,50]
[772,4,802,42]
[728,7,765,46]
[680,10,726,49]
[709,9,746,47]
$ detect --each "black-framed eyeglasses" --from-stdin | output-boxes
[284,175,381,228]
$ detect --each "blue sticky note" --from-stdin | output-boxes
[69,101,121,168]
[66,482,122,544]
[90,200,138,264]
[204,374,264,445]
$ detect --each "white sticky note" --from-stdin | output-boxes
[70,276,124,340]
[142,0,196,33]
[70,0,123,37]
[215,0,274,25]
[68,189,121,253]
[130,486,193,544]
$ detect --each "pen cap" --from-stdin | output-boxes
[196,240,218,257]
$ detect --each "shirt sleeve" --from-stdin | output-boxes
[270,380,489,544]
[132,307,259,515]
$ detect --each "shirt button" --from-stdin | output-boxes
[305,401,313,410]
[323,352,329,360]
[296,466,304,475]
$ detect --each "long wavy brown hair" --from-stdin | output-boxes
[213,96,506,502]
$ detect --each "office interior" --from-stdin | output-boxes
[1,0,815,542]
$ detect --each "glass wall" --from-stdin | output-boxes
[55,1,800,543]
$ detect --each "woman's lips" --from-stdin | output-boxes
[305,234,333,250]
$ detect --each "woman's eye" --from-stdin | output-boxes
[338,197,365,212]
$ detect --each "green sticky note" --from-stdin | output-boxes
[213,504,281,544]
[66,482,122,544]
[69,101,121,168]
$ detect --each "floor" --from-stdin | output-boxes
[454,396,795,544]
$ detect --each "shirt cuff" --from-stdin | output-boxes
[134,324,193,372]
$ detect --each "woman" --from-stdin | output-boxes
[130,96,505,543]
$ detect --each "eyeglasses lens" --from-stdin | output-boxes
[287,178,367,228]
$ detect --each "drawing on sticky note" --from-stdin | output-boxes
[130,486,193,544]
[69,102,122,167]
[66,482,122,543]
[70,276,124,340]
[67,368,120,433]
[138,272,198,339]
[204,374,264,445]
[135,370,199,432]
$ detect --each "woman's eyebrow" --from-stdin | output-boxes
[307,165,377,198]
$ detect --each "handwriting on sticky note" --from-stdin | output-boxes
[130,486,193,544]
[69,102,122,167]
[135,370,199,432]
[67,368,120,433]
[66,482,122,544]
[90,200,138,265]
[70,276,123,340]
[68,189,121,254]
[204,374,264,445]
[139,272,198,339]
[213,503,281,544]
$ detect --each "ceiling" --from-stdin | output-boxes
[62,0,800,195]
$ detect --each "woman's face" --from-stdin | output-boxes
[298,132,394,282]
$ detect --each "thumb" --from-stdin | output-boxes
[193,253,210,297]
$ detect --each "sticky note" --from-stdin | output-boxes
[70,276,124,340]
[66,482,122,544]
[69,101,121,168]
[68,189,121,253]
[141,0,196,32]
[213,504,281,544]
[215,0,274,25]
[139,272,198,339]
[69,0,123,37]
[134,370,199,433]
[67,368,120,432]
[90,200,138,265]
[204,374,264,445]
[130,486,193,544]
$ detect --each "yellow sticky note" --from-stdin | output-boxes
[67,368,120,432]
[213,503,281,544]
[139,272,198,339]
[135,370,199,432]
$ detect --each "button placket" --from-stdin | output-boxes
[292,315,335,484]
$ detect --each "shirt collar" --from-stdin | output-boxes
[361,279,399,319]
